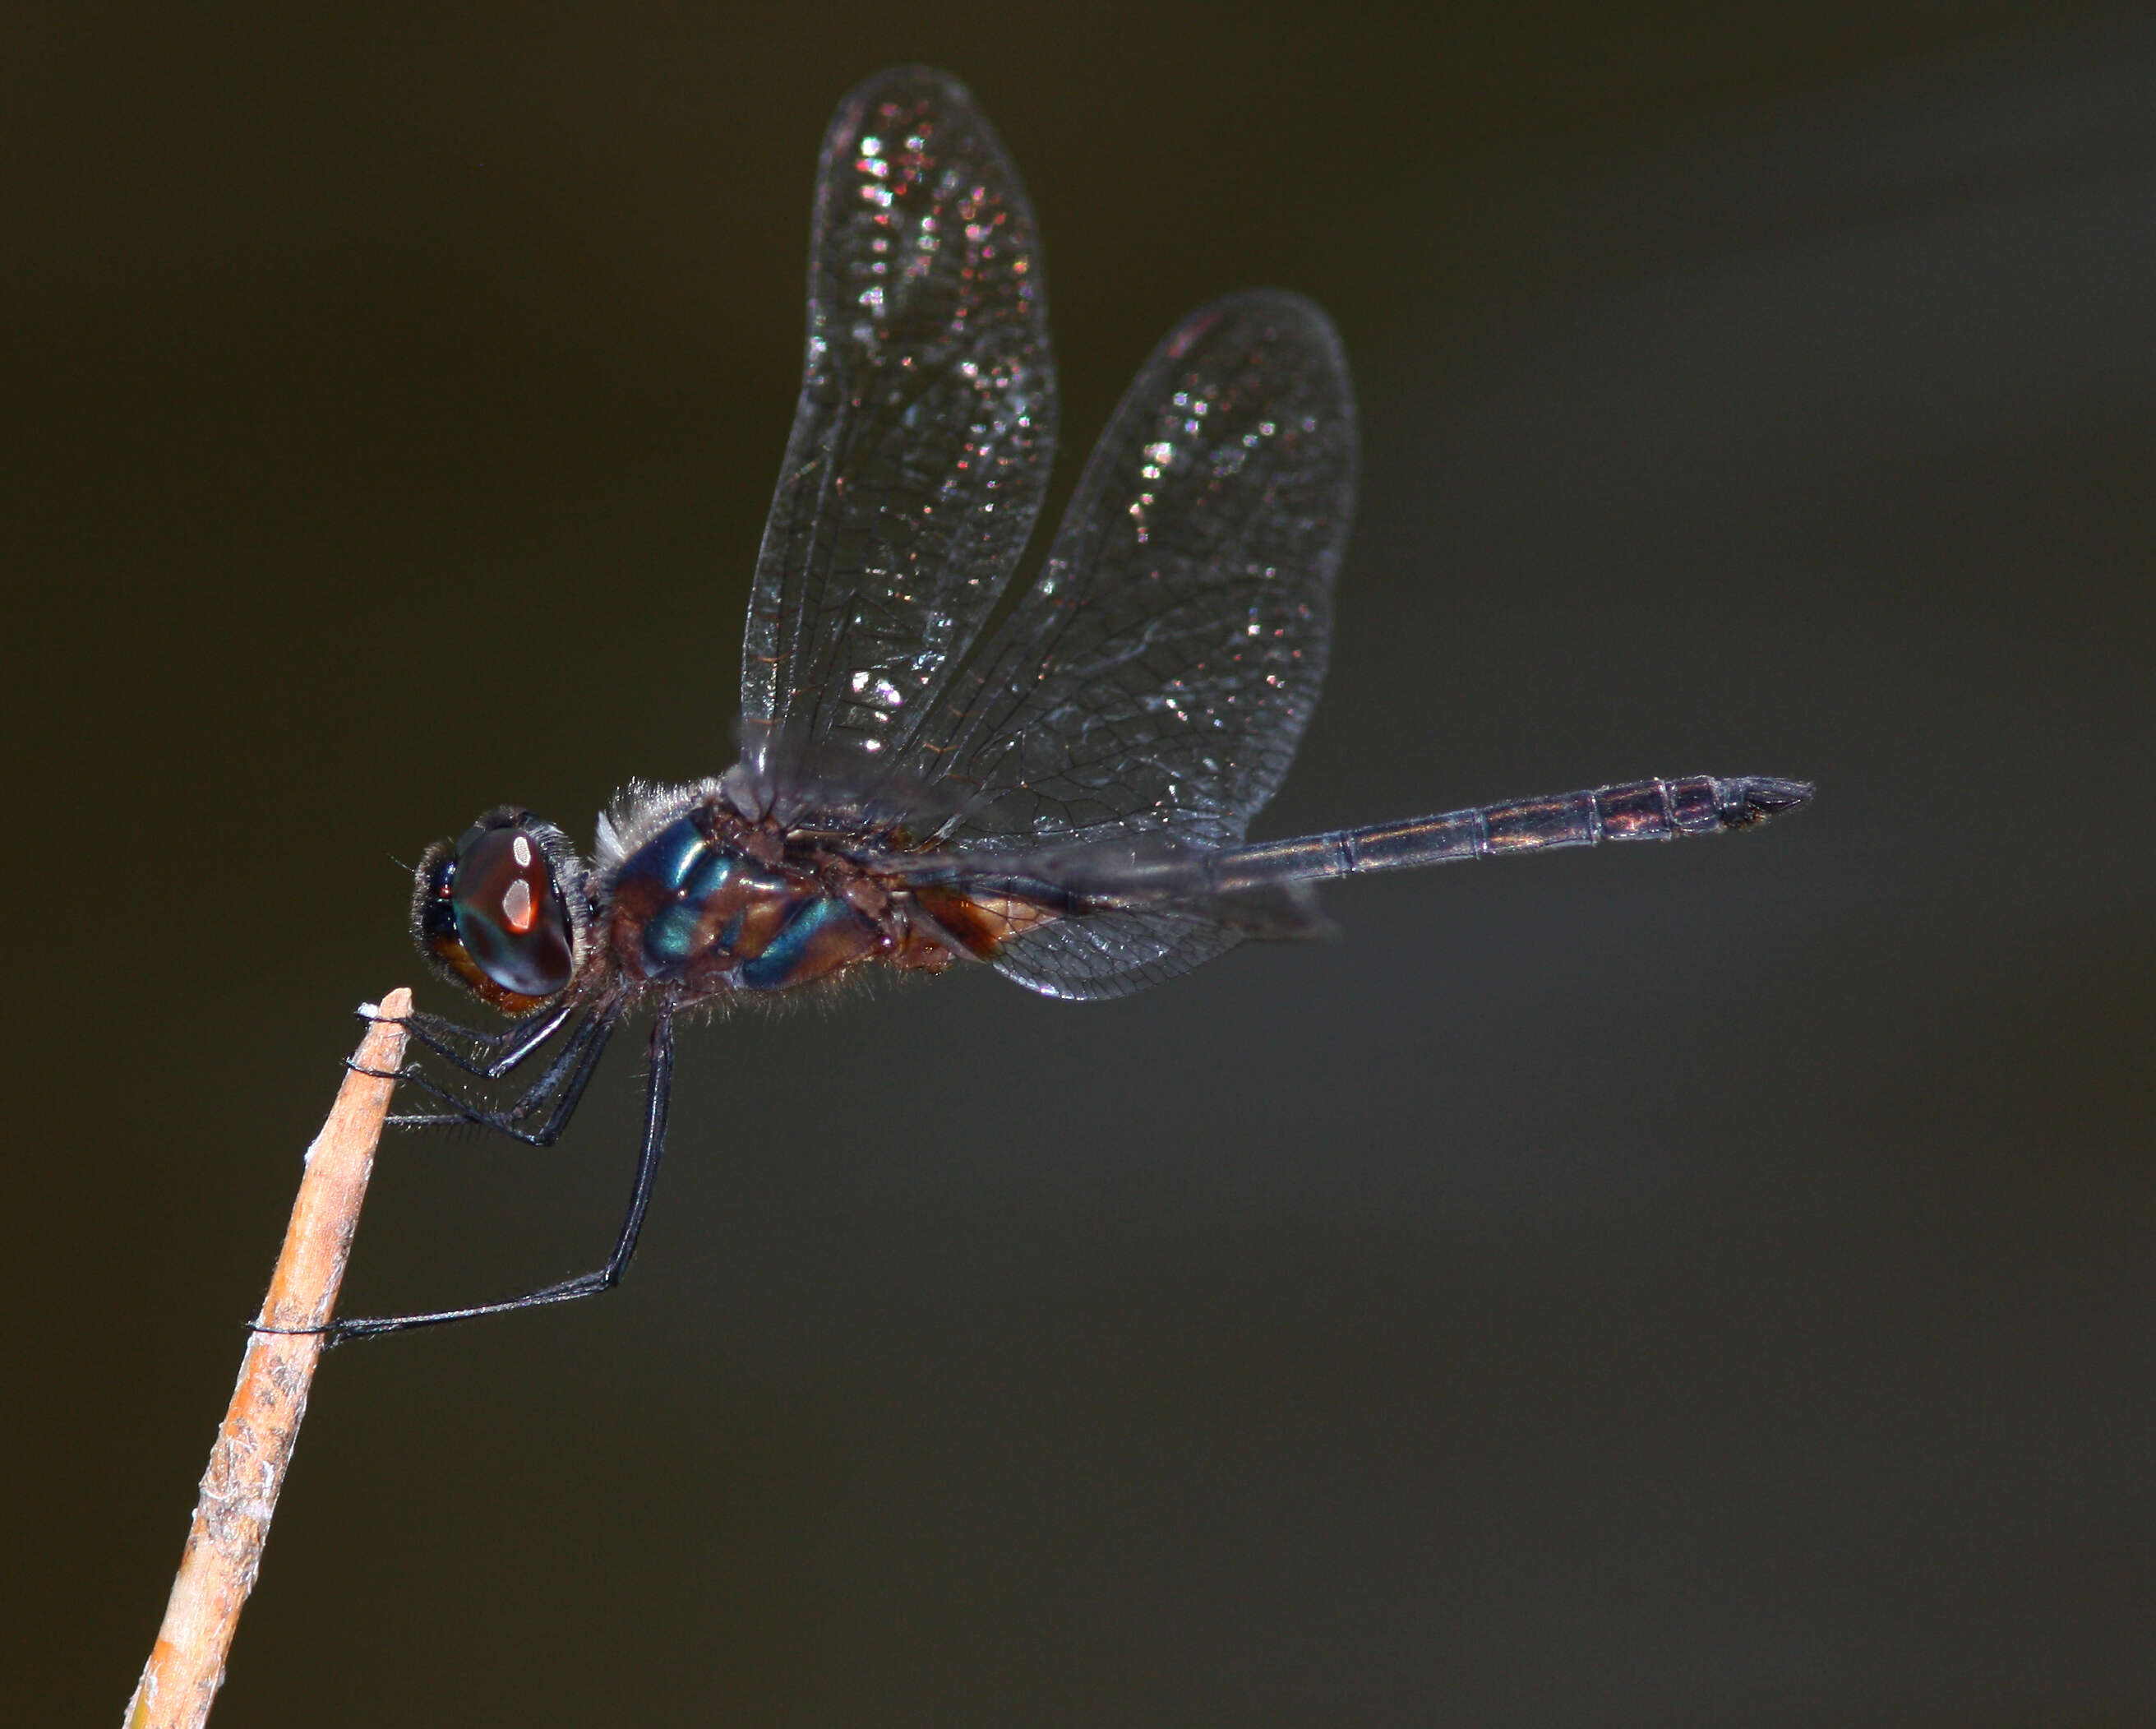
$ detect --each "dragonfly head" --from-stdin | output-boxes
[412,809,591,1015]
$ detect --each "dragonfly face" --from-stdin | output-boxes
[413,809,587,1015]
[346,64,1810,1343]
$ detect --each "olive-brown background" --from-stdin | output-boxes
[7,5,2151,1725]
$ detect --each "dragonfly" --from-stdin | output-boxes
[335,65,1811,1341]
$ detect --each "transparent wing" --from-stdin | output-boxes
[989,907,1245,1000]
[737,67,1056,806]
[907,289,1357,853]
[955,856,1328,1001]
[896,289,1357,997]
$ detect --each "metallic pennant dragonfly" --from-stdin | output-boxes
[340,66,1810,1340]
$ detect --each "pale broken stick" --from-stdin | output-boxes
[125,988,412,1729]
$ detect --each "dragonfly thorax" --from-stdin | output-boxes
[604,807,883,994]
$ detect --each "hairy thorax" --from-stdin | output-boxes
[599,792,970,999]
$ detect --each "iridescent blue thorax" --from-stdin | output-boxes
[603,807,883,994]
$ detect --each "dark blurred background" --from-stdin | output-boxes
[7,5,2151,1725]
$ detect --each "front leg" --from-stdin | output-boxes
[360,1006,615,1147]
[310,1010,677,1343]
[359,999,578,1079]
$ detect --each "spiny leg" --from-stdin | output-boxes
[312,1010,676,1345]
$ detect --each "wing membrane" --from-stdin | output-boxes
[988,907,1245,1000]
[738,67,1056,806]
[907,290,1357,853]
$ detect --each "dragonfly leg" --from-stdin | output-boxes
[361,1007,615,1147]
[359,1000,576,1079]
[277,1010,676,1345]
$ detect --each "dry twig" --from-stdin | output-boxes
[124,989,411,1729]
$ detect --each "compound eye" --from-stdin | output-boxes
[450,825,575,997]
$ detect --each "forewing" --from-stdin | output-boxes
[907,290,1357,854]
[738,67,1055,807]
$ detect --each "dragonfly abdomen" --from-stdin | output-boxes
[1212,775,1812,891]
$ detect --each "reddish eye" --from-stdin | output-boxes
[450,825,574,996]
